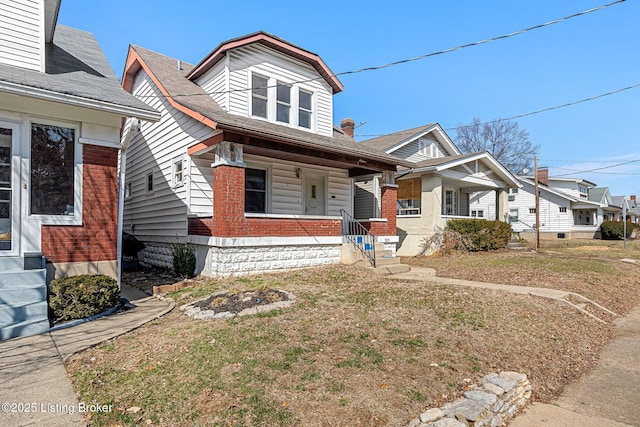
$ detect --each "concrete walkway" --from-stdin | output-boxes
[0,285,174,427]
[389,266,640,426]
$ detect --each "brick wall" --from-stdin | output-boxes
[41,145,118,263]
[366,185,397,236]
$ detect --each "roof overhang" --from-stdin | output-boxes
[0,80,161,122]
[186,31,343,94]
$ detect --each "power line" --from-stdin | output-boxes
[136,0,626,100]
[551,159,640,177]
[550,166,640,175]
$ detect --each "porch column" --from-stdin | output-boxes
[379,181,398,235]
[496,189,509,222]
[211,142,246,236]
[421,175,442,230]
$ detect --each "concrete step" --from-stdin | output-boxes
[375,256,402,266]
[0,318,49,340]
[0,269,46,288]
[369,263,411,275]
[0,284,47,306]
[0,301,49,325]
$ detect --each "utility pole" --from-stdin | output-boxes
[534,156,540,251]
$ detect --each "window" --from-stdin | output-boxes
[125,182,132,199]
[510,188,519,194]
[30,123,75,215]
[508,195,515,202]
[509,209,519,224]
[471,210,484,218]
[276,83,291,123]
[529,208,536,214]
[559,206,567,213]
[418,139,436,157]
[245,168,266,213]
[298,89,312,129]
[173,157,184,188]
[443,189,458,215]
[251,74,268,119]
[146,170,154,193]
[397,199,421,215]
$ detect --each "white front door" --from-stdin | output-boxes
[0,122,19,256]
[304,174,326,216]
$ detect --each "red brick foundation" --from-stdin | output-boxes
[41,145,118,263]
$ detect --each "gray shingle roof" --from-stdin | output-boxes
[131,45,409,169]
[588,187,608,203]
[0,25,157,118]
[359,124,437,152]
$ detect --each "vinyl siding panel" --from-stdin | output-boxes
[0,0,42,71]
[502,183,573,232]
[392,136,447,162]
[195,60,227,111]
[123,70,216,240]
[225,45,334,137]
[354,177,379,219]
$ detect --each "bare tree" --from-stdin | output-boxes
[455,117,539,174]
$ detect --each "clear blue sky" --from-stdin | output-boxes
[59,0,640,198]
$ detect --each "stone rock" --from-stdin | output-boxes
[420,408,445,423]
[442,398,487,421]
[428,418,468,427]
[486,376,516,392]
[483,383,505,396]
[463,390,497,407]
[407,417,422,427]
[500,371,527,383]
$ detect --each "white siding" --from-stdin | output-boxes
[391,136,448,162]
[220,44,334,137]
[502,183,573,232]
[0,0,42,71]
[245,154,351,216]
[195,60,227,111]
[354,177,379,219]
[123,70,216,240]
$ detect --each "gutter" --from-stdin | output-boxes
[0,81,161,122]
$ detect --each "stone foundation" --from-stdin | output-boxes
[408,371,531,427]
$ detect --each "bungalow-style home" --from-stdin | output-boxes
[0,0,159,339]
[120,31,406,277]
[590,188,622,222]
[473,170,606,239]
[357,124,520,256]
[628,195,640,225]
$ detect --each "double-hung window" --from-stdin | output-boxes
[298,89,312,129]
[276,83,291,124]
[251,74,268,119]
[245,168,267,213]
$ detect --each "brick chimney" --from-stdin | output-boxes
[537,168,549,186]
[631,195,636,202]
[340,118,355,139]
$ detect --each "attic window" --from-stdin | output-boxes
[276,83,291,123]
[251,74,268,119]
[298,89,312,129]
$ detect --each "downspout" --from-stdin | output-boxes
[117,118,139,291]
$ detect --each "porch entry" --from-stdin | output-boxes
[304,173,326,215]
[0,123,17,254]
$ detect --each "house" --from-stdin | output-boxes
[628,195,640,225]
[473,170,607,239]
[590,187,622,222]
[357,124,520,256]
[120,32,406,277]
[0,0,160,339]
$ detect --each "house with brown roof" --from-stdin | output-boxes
[0,0,159,339]
[121,31,406,276]
[357,124,519,256]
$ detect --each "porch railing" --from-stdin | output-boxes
[340,209,376,267]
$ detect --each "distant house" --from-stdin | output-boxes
[590,188,621,222]
[121,32,404,276]
[472,170,612,239]
[0,0,159,339]
[357,124,520,256]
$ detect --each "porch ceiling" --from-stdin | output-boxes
[191,130,397,176]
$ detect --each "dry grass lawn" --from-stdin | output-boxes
[66,239,640,426]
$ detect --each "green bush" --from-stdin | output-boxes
[172,242,196,278]
[445,219,512,251]
[600,221,633,240]
[49,275,119,321]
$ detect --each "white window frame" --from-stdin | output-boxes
[125,181,132,199]
[172,156,185,188]
[529,208,536,214]
[250,73,269,119]
[28,118,82,226]
[276,82,291,124]
[508,195,515,202]
[244,162,271,214]
[559,206,567,213]
[297,88,313,130]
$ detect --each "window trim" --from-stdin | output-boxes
[276,82,291,124]
[244,163,271,214]
[298,88,313,129]
[172,156,185,188]
[559,206,567,213]
[28,119,82,225]
[145,169,154,194]
[251,73,269,119]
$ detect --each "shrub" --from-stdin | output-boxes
[172,242,196,278]
[445,219,512,251]
[49,275,119,321]
[421,229,474,255]
[600,221,633,240]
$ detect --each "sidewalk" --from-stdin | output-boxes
[390,266,640,427]
[0,284,174,427]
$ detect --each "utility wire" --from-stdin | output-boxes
[136,0,626,100]
[551,159,640,177]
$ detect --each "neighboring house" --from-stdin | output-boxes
[0,0,159,339]
[628,195,640,225]
[358,123,520,256]
[474,170,608,239]
[121,31,405,277]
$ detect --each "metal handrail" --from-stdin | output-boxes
[340,209,376,267]
[504,213,537,232]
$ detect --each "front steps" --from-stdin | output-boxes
[342,241,410,275]
[0,256,49,340]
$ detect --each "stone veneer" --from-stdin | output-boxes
[140,241,342,277]
[408,371,531,427]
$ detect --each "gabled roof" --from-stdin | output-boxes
[517,177,602,206]
[588,187,611,204]
[0,25,159,121]
[186,31,343,94]
[122,44,409,171]
[359,123,461,156]
[611,196,627,208]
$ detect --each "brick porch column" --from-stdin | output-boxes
[211,141,246,236]
[380,183,398,235]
